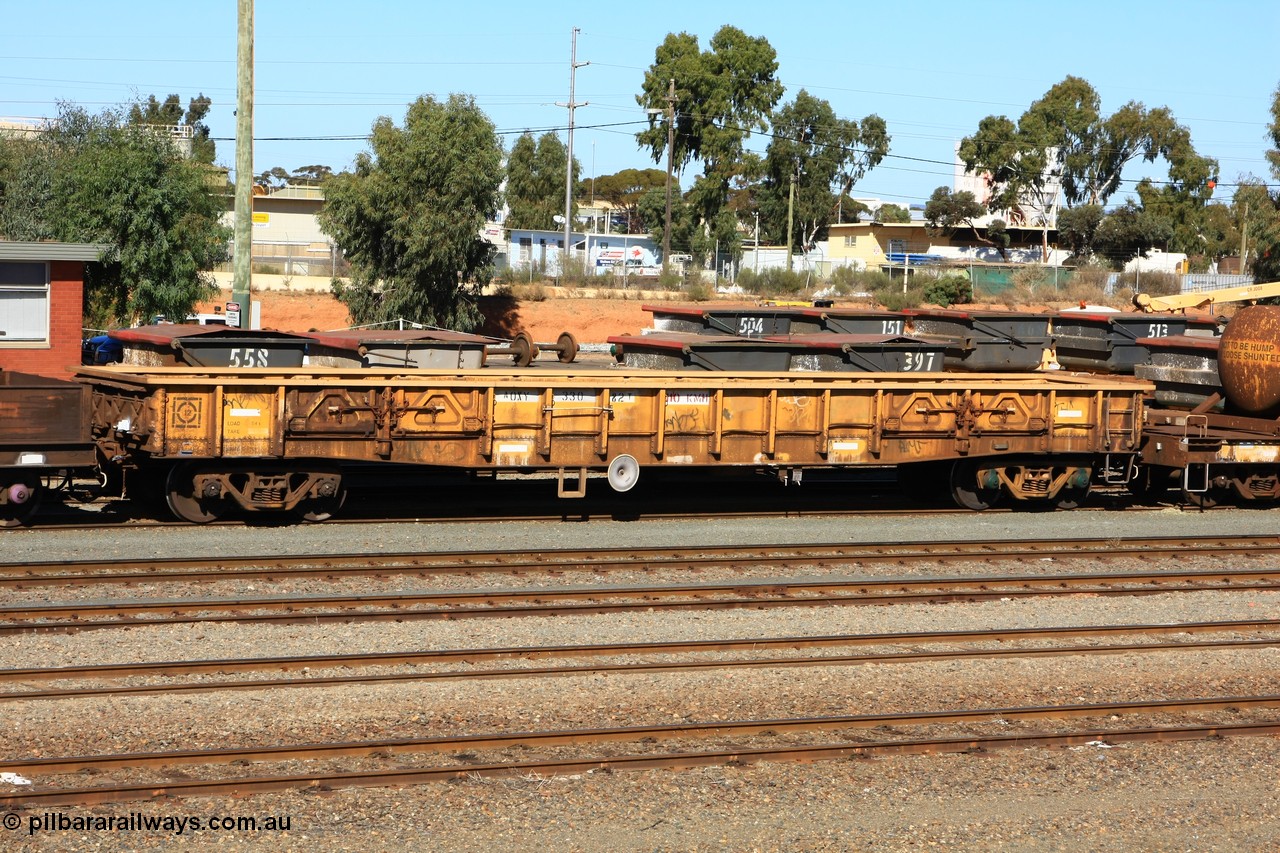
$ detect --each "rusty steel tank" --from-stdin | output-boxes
[1218,305,1280,414]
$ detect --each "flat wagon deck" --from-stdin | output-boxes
[77,365,1149,520]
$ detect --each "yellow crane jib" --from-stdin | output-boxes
[1134,281,1280,313]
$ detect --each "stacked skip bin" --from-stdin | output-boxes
[644,303,911,337]
[302,329,491,370]
[1051,309,1220,373]
[902,308,1055,372]
[606,332,949,373]
[108,325,311,368]
[627,304,932,372]
[643,303,816,337]
[1134,333,1223,411]
[626,304,945,373]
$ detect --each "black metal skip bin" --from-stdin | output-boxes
[1134,335,1223,410]
[609,332,947,373]
[1053,310,1218,373]
[110,325,310,368]
[905,308,1053,371]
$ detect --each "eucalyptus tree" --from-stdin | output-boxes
[924,187,1010,260]
[127,93,216,164]
[636,25,783,263]
[319,94,503,331]
[1266,82,1280,180]
[959,76,1216,259]
[1250,83,1280,280]
[759,89,888,256]
[875,204,911,224]
[587,168,668,233]
[505,131,578,231]
[1092,200,1173,268]
[0,102,228,326]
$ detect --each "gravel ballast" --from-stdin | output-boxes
[2,508,1279,851]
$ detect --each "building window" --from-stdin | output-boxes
[0,261,49,344]
[844,235,855,247]
[518,237,532,263]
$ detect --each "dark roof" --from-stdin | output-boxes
[0,241,109,262]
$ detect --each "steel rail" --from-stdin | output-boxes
[6,578,1280,635]
[4,566,1280,621]
[24,502,1000,533]
[1,534,1275,588]
[8,721,1276,808]
[4,696,1280,807]
[7,636,1280,703]
[6,617,1277,683]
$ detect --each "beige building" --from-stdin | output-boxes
[827,221,936,270]
[219,185,341,277]
[826,220,1063,274]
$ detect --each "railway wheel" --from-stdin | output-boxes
[0,477,41,528]
[296,487,347,523]
[1054,484,1089,510]
[510,331,537,367]
[949,460,1001,511]
[556,331,579,364]
[164,463,228,524]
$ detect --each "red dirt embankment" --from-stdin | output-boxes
[203,290,655,344]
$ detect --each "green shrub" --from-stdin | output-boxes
[657,269,685,291]
[828,269,894,296]
[921,273,973,307]
[737,267,808,297]
[874,281,924,311]
[514,282,547,302]
[557,254,594,286]
[685,279,712,302]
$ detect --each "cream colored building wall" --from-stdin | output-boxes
[828,223,934,267]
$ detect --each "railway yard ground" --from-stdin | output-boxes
[3,507,1280,851]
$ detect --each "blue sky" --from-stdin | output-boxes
[3,0,1275,207]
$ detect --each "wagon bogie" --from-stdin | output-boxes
[161,460,344,523]
[948,455,1092,511]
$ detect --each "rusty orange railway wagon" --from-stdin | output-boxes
[75,365,1149,522]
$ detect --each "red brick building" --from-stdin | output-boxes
[0,241,103,379]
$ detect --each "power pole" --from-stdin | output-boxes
[232,0,254,328]
[1240,201,1249,274]
[785,172,795,271]
[753,211,760,274]
[662,77,676,275]
[557,28,588,276]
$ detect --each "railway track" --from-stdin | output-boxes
[5,619,1280,701]
[5,564,1280,634]
[2,534,1277,588]
[7,531,1278,821]
[4,695,1278,807]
